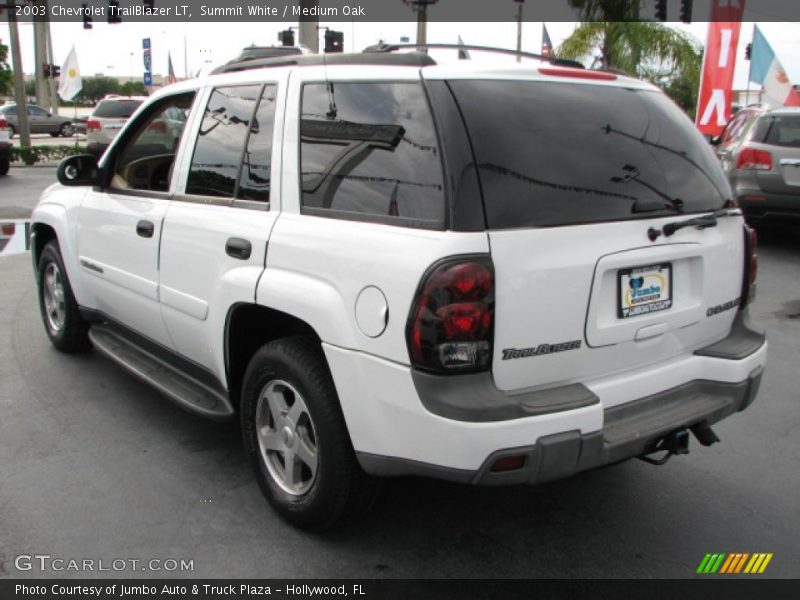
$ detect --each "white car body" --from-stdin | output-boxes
[30,55,767,508]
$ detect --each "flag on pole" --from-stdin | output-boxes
[166,52,178,85]
[541,24,553,58]
[457,35,470,60]
[749,25,800,108]
[57,46,82,102]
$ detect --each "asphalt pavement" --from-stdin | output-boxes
[0,174,798,579]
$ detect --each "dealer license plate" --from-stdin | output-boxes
[618,263,672,319]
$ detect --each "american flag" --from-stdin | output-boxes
[166,52,177,85]
[541,24,554,58]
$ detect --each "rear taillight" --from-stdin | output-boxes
[0,117,7,130]
[86,119,101,132]
[1,223,15,236]
[148,120,167,133]
[741,225,758,308]
[736,147,773,171]
[407,256,494,373]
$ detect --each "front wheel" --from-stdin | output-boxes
[241,337,378,531]
[37,240,90,352]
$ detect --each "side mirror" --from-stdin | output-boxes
[57,154,100,187]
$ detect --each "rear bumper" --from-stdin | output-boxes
[326,310,766,483]
[737,188,800,223]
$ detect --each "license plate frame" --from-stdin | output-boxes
[618,263,673,319]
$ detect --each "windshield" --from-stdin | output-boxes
[93,100,143,119]
[447,80,732,228]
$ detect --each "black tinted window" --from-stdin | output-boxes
[300,82,444,226]
[93,99,143,119]
[238,84,277,202]
[2,106,18,116]
[753,114,800,148]
[186,85,261,198]
[448,81,731,228]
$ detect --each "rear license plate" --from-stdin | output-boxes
[618,263,672,319]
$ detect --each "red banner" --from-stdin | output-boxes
[695,1,746,136]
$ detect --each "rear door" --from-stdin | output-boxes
[445,77,744,397]
[158,77,286,379]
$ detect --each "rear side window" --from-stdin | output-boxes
[752,114,800,148]
[93,100,143,119]
[238,85,278,202]
[300,82,445,228]
[448,81,731,228]
[186,85,263,198]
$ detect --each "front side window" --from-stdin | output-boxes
[186,85,269,199]
[299,81,445,226]
[112,92,195,192]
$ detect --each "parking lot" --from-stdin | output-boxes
[1,167,798,579]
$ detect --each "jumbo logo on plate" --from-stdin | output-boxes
[619,263,672,319]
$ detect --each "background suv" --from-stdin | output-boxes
[0,114,10,175]
[0,103,73,137]
[714,105,800,225]
[86,96,147,156]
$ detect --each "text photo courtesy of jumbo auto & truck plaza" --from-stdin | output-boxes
[1,0,800,598]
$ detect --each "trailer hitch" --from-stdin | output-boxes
[638,428,690,466]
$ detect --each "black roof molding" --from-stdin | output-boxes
[364,43,585,69]
[211,51,436,75]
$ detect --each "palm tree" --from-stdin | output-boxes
[557,22,703,115]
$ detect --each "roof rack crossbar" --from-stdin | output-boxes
[362,43,585,69]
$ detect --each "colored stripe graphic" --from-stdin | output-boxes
[700,553,774,574]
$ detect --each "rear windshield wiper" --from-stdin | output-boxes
[648,209,739,242]
[632,197,684,213]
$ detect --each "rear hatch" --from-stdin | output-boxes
[749,112,800,193]
[444,75,743,394]
[89,98,143,143]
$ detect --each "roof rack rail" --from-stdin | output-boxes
[362,43,585,69]
[211,51,436,75]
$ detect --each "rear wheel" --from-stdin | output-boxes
[37,240,90,352]
[59,123,74,137]
[0,158,8,176]
[8,125,15,138]
[241,337,378,531]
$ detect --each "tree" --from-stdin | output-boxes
[78,76,120,103]
[119,80,148,97]
[557,22,702,114]
[0,40,12,96]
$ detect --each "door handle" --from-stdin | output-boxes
[225,237,251,260]
[136,220,155,238]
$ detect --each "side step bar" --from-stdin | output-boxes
[89,325,234,421]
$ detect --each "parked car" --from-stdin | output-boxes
[0,114,10,176]
[71,115,89,136]
[0,103,74,137]
[86,96,147,156]
[713,105,800,225]
[0,222,15,253]
[30,50,767,531]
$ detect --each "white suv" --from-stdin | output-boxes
[30,50,767,531]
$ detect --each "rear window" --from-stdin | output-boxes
[448,81,731,228]
[93,99,143,119]
[752,114,800,148]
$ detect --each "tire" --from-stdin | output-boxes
[59,123,74,137]
[50,132,59,138]
[37,240,91,353]
[0,158,8,176]
[8,125,15,138]
[241,337,378,531]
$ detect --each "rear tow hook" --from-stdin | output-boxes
[638,428,691,466]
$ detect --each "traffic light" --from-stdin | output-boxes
[51,65,60,79]
[82,3,93,29]
[43,63,51,78]
[143,0,155,8]
[108,0,122,24]
[679,0,692,23]
[654,0,667,21]
[324,30,344,53]
[745,43,752,60]
[278,29,295,47]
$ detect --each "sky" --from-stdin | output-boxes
[2,19,799,91]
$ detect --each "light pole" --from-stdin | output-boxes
[514,0,524,63]
[6,0,32,147]
[403,0,439,52]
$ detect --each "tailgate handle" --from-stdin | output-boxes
[635,323,668,341]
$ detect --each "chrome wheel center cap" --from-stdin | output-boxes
[282,425,295,448]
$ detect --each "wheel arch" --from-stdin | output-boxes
[224,302,321,408]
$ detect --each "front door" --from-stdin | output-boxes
[77,91,197,347]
